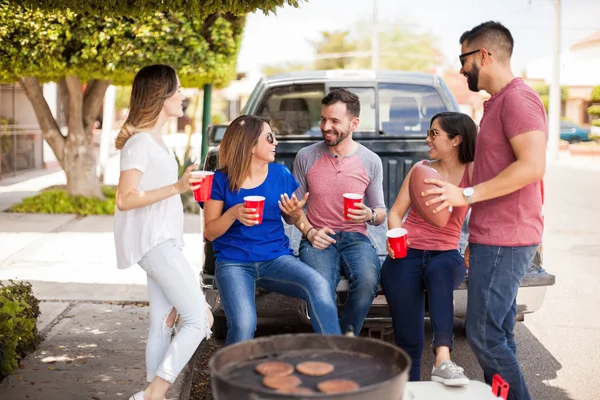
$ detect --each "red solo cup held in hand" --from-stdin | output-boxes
[386,228,408,258]
[191,171,214,202]
[343,193,363,221]
[244,196,266,224]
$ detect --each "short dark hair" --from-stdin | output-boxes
[459,21,514,58]
[322,88,360,118]
[430,112,477,164]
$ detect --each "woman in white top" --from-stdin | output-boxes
[113,64,213,400]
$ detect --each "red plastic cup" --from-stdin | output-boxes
[244,195,266,224]
[343,193,363,221]
[191,171,214,202]
[386,228,408,258]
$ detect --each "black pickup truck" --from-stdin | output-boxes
[201,70,555,339]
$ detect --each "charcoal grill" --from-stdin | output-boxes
[209,333,411,400]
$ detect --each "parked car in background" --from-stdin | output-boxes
[201,70,555,339]
[560,120,591,143]
[206,123,229,151]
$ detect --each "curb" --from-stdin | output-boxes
[177,344,205,400]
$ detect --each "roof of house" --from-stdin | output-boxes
[571,31,600,50]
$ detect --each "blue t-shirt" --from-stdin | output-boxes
[211,163,299,262]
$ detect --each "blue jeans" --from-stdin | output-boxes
[466,243,538,400]
[299,231,380,335]
[215,255,342,345]
[381,248,466,381]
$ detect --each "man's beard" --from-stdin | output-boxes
[466,64,480,92]
[322,128,350,147]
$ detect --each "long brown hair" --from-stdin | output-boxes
[115,64,178,150]
[219,115,269,192]
[430,112,477,164]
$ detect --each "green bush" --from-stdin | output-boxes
[587,105,600,118]
[592,120,600,127]
[0,281,41,377]
[591,85,600,103]
[8,186,116,216]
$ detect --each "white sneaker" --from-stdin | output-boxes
[129,391,144,400]
[431,360,470,386]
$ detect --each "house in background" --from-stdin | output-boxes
[0,83,52,178]
[525,30,600,125]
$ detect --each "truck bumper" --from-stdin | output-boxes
[200,269,555,325]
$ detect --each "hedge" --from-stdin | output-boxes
[0,281,41,378]
[8,186,116,216]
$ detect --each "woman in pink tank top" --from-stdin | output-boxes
[381,112,477,386]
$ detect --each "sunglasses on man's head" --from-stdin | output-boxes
[458,49,491,67]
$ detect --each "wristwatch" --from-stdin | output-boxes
[369,208,377,224]
[462,187,475,205]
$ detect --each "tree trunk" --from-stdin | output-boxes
[63,124,103,197]
[19,76,110,198]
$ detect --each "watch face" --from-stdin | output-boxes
[464,188,474,196]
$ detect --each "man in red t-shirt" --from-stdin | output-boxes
[423,21,547,400]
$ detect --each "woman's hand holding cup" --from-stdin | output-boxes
[175,164,199,194]
[229,203,260,226]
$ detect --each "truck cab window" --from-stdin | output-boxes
[379,83,446,136]
[257,84,326,136]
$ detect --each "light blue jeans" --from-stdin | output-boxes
[299,231,381,335]
[215,255,342,345]
[466,243,538,400]
[138,240,212,384]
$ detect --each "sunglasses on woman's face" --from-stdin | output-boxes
[266,131,275,144]
[427,129,447,139]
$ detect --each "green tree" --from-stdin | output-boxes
[589,86,600,125]
[18,0,302,16]
[588,105,600,119]
[263,19,443,75]
[313,31,358,70]
[591,85,600,102]
[354,20,443,72]
[532,84,569,113]
[114,86,131,111]
[262,61,314,76]
[0,2,247,197]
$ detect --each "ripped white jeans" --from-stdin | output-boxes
[138,239,212,384]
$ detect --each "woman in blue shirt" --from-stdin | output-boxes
[203,115,342,345]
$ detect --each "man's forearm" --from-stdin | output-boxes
[472,159,544,204]
[372,207,386,226]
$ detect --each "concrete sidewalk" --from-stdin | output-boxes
[0,302,185,400]
[0,168,66,212]
[0,212,206,400]
[0,213,204,301]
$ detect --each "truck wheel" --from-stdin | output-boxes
[211,314,228,340]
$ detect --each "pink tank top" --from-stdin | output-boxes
[403,161,471,251]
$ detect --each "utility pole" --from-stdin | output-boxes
[200,83,212,167]
[547,0,561,161]
[371,0,379,70]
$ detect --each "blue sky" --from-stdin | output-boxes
[236,0,599,74]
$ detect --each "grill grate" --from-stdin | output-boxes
[222,349,401,393]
